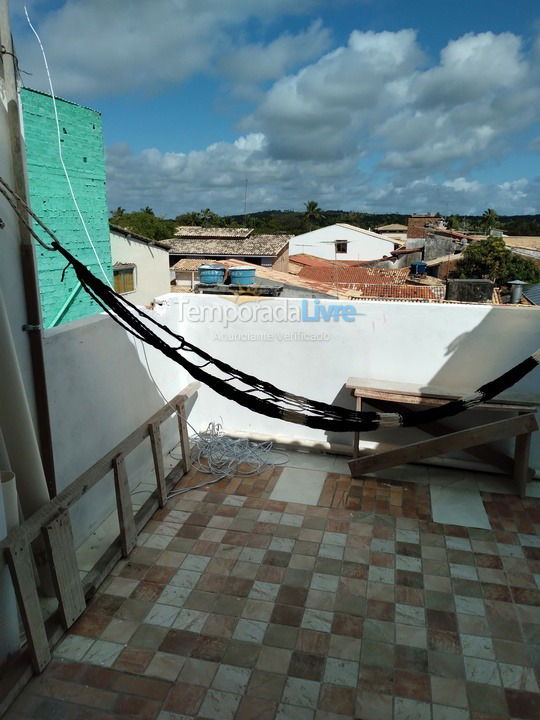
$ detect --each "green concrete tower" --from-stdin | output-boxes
[21,88,112,327]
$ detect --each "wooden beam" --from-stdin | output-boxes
[5,541,50,672]
[148,422,166,507]
[176,400,192,473]
[42,512,86,629]
[349,413,538,476]
[0,383,200,552]
[367,398,533,478]
[112,454,137,557]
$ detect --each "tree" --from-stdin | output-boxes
[197,208,220,227]
[140,206,154,216]
[304,201,325,231]
[452,237,540,286]
[112,211,176,242]
[482,208,499,233]
[110,206,125,219]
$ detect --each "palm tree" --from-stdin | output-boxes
[304,201,325,231]
[141,206,154,216]
[110,206,125,218]
[482,208,499,234]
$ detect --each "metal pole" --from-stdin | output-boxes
[0,0,56,496]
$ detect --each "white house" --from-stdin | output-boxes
[289,223,399,262]
[109,224,171,305]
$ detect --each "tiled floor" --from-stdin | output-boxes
[6,456,540,720]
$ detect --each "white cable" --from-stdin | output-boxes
[24,6,112,287]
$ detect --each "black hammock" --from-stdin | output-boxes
[52,241,539,434]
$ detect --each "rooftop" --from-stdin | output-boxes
[167,234,291,258]
[298,266,410,285]
[109,223,171,249]
[375,223,408,232]
[174,226,254,239]
[8,449,540,720]
[504,237,540,252]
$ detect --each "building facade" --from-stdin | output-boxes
[21,88,112,327]
[110,224,171,305]
[289,223,398,262]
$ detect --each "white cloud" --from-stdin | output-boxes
[106,137,540,217]
[16,0,322,96]
[219,20,332,99]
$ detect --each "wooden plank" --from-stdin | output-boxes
[514,433,532,498]
[0,383,200,552]
[148,422,167,507]
[42,512,86,629]
[5,541,50,672]
[351,388,534,412]
[352,396,362,459]
[350,413,538,476]
[113,454,137,557]
[176,400,192,473]
[367,398,532,477]
[346,376,539,407]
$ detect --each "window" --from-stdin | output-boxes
[335,240,348,254]
[113,264,136,293]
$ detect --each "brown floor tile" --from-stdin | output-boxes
[319,684,356,715]
[113,647,153,674]
[164,682,205,714]
[394,669,431,702]
[288,651,325,681]
[236,696,278,720]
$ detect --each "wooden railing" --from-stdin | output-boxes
[0,381,199,694]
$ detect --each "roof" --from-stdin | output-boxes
[218,259,342,297]
[289,253,349,268]
[109,223,171,249]
[174,226,253,239]
[376,223,408,232]
[335,223,399,244]
[298,266,410,285]
[523,283,540,305]
[172,258,214,271]
[343,284,444,300]
[504,237,540,252]
[167,234,290,257]
[425,252,465,266]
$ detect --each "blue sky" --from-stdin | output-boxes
[13,0,540,216]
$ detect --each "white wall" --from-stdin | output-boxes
[290,224,396,261]
[155,293,540,471]
[43,313,189,546]
[40,293,540,547]
[110,231,171,306]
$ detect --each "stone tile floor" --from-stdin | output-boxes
[6,458,540,720]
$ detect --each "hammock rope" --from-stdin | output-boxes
[1,173,538,433]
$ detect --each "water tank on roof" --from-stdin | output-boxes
[229,266,256,286]
[410,261,427,275]
[198,263,226,285]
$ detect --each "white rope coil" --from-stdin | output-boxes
[168,422,288,498]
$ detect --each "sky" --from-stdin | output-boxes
[11,0,540,217]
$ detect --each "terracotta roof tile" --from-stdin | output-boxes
[298,266,409,285]
[174,226,253,238]
[167,234,290,257]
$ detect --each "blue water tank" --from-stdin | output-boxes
[410,261,427,275]
[229,266,256,285]
[198,263,226,284]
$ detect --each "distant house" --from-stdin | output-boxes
[375,223,408,245]
[109,224,171,305]
[167,227,290,272]
[406,214,446,246]
[289,223,399,262]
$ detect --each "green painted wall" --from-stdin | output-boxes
[21,88,112,327]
